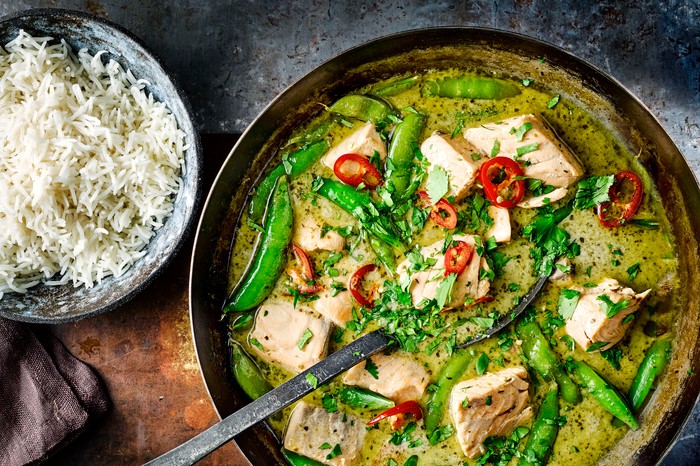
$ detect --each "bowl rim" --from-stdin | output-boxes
[0,7,203,324]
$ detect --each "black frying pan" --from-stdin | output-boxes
[189,28,700,465]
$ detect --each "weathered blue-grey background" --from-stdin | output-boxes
[2,0,697,464]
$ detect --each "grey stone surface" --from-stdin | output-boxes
[1,0,698,464]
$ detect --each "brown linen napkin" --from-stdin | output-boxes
[0,318,110,465]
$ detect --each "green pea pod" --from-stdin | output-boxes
[517,320,582,404]
[519,386,559,465]
[315,177,402,248]
[403,455,419,466]
[248,141,329,224]
[338,387,394,410]
[423,76,521,100]
[369,235,396,275]
[569,359,638,429]
[226,177,294,312]
[287,118,335,146]
[231,344,272,400]
[386,112,425,198]
[281,448,326,466]
[373,76,420,97]
[329,94,395,123]
[425,348,475,433]
[628,338,672,411]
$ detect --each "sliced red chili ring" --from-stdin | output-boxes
[349,264,377,308]
[479,156,525,208]
[444,240,473,276]
[466,295,494,308]
[333,153,383,189]
[596,170,643,228]
[366,400,423,426]
[289,244,322,294]
[417,191,458,229]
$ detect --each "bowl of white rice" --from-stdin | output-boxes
[0,9,202,322]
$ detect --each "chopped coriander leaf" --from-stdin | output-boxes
[586,341,609,352]
[426,165,449,204]
[514,122,533,141]
[515,143,539,158]
[319,442,332,450]
[601,347,624,370]
[622,313,636,325]
[334,328,345,343]
[435,273,458,309]
[470,152,482,161]
[297,328,313,350]
[611,259,620,267]
[485,395,492,406]
[388,459,398,466]
[507,282,520,292]
[596,294,631,318]
[521,78,533,86]
[573,175,615,210]
[451,118,465,139]
[627,262,641,281]
[490,139,500,157]
[365,358,379,379]
[322,393,338,412]
[462,397,469,408]
[428,424,455,445]
[249,338,264,351]
[476,352,489,375]
[558,289,581,319]
[326,444,342,460]
[547,94,560,109]
[526,178,556,198]
[471,316,495,329]
[522,203,578,276]
[306,372,318,388]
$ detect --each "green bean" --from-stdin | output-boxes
[386,112,425,198]
[519,386,559,465]
[568,359,638,429]
[225,177,294,312]
[403,455,419,466]
[628,338,672,411]
[369,235,396,274]
[230,344,272,400]
[423,76,521,100]
[248,141,329,224]
[338,387,394,410]
[425,348,475,433]
[281,448,326,466]
[328,94,395,123]
[314,177,402,248]
[517,320,582,404]
[287,118,335,146]
[372,76,420,97]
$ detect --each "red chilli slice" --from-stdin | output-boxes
[349,264,378,308]
[417,191,458,229]
[289,244,322,294]
[366,400,423,427]
[333,153,383,189]
[596,170,643,228]
[479,156,526,208]
[444,241,473,276]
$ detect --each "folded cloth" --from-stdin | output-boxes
[0,318,110,465]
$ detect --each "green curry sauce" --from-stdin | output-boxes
[226,70,679,465]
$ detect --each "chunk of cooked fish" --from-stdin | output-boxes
[449,367,533,458]
[463,114,584,191]
[249,299,332,373]
[322,121,386,170]
[548,257,573,284]
[310,288,354,326]
[284,401,366,466]
[397,234,490,309]
[420,131,486,200]
[293,213,345,253]
[485,205,511,243]
[342,352,431,403]
[566,278,651,352]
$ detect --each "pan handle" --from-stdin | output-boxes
[144,329,394,466]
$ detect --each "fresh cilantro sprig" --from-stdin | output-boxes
[522,203,580,276]
[573,175,615,210]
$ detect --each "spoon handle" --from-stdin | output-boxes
[144,329,394,466]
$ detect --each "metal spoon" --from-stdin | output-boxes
[145,274,548,465]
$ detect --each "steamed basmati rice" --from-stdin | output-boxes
[0,31,187,299]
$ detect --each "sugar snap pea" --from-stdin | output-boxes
[423,76,521,100]
[517,320,581,404]
[329,94,395,123]
[339,387,394,410]
[248,140,329,225]
[425,348,475,433]
[314,177,402,248]
[281,448,326,466]
[287,118,335,147]
[386,112,425,198]
[230,344,272,400]
[372,76,420,97]
[519,385,559,465]
[225,176,294,312]
[369,235,396,274]
[628,338,672,411]
[568,359,638,429]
